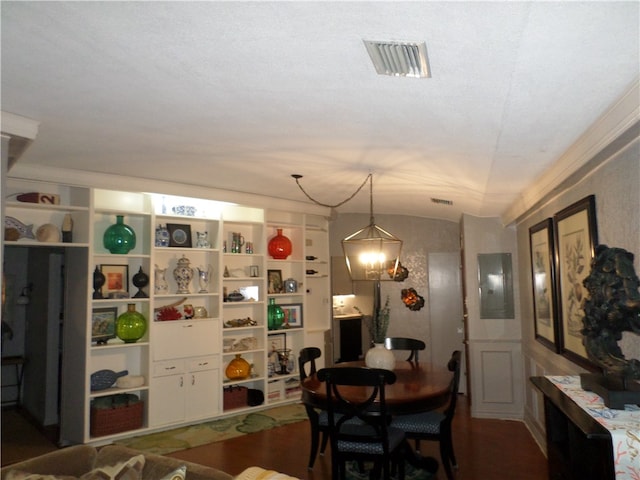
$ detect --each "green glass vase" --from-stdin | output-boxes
[116,304,147,343]
[267,298,284,330]
[103,215,136,254]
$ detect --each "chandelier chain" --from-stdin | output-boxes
[293,173,372,209]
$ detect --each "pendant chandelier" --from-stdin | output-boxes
[292,173,402,282]
[341,175,402,281]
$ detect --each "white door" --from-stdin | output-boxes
[428,252,466,393]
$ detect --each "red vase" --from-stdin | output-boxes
[268,228,292,259]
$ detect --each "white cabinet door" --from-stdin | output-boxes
[153,320,219,361]
[149,372,186,426]
[150,356,220,426]
[187,368,220,420]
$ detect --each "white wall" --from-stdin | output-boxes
[518,128,640,449]
[461,215,524,419]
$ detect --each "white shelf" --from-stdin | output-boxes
[89,385,149,399]
[6,201,89,212]
[4,240,90,248]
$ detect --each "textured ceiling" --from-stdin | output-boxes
[2,1,639,222]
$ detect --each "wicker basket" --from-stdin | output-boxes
[223,385,248,410]
[90,394,144,437]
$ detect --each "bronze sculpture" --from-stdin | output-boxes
[582,244,640,381]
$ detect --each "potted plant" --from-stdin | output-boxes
[369,295,390,344]
[357,296,395,370]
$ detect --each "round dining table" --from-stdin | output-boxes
[301,359,452,414]
[300,360,453,473]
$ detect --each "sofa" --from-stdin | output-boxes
[0,445,300,480]
[0,444,232,480]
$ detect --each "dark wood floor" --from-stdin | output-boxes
[168,396,549,479]
[1,407,59,466]
[3,396,549,479]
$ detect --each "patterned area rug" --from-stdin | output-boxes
[116,403,308,455]
[345,461,433,480]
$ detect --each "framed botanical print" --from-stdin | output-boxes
[553,195,598,368]
[529,218,559,352]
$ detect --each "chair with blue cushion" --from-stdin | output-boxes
[317,366,406,480]
[390,350,462,480]
[384,337,426,362]
[298,347,329,469]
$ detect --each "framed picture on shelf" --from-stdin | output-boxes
[91,307,118,344]
[529,218,559,352]
[269,332,286,353]
[100,264,129,297]
[281,303,303,328]
[167,223,192,247]
[268,333,286,377]
[267,269,283,293]
[553,195,598,368]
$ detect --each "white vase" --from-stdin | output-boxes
[364,343,395,370]
[154,265,168,294]
[173,255,194,294]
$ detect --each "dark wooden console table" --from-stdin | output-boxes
[530,376,614,480]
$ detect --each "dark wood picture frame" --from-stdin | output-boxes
[529,218,560,352]
[91,306,118,344]
[167,223,192,248]
[100,264,129,297]
[267,332,286,377]
[268,332,286,353]
[267,269,283,294]
[553,195,598,369]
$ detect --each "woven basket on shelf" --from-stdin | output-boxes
[90,394,143,437]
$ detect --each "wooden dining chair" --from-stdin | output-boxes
[384,337,426,362]
[298,347,330,469]
[317,366,406,480]
[390,350,462,480]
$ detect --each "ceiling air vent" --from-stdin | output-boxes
[363,40,431,78]
[431,198,453,206]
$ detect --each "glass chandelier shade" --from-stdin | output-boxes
[342,223,402,281]
[341,175,402,281]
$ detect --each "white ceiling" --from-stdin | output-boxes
[2,1,639,223]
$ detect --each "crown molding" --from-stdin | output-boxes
[502,77,640,226]
[1,111,40,139]
[8,164,331,217]
[1,111,40,170]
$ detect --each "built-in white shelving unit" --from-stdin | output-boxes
[3,179,330,444]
